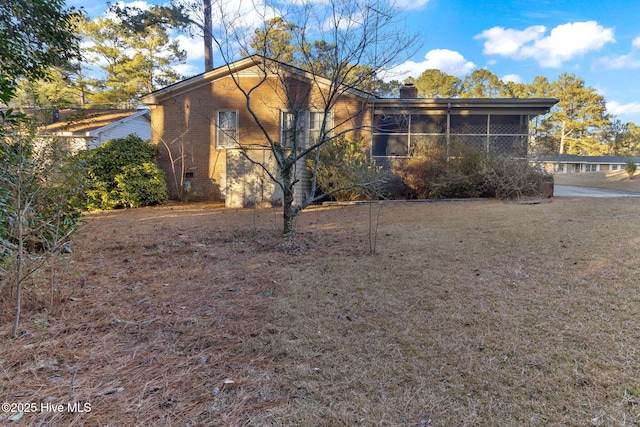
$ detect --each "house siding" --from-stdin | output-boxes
[90,114,151,149]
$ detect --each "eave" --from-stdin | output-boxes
[370,98,558,116]
[141,55,374,106]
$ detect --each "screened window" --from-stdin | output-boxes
[217,110,238,148]
[372,113,409,156]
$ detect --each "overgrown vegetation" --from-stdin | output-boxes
[392,142,483,199]
[85,134,168,209]
[319,139,551,201]
[0,112,87,337]
[391,142,551,200]
[311,136,393,201]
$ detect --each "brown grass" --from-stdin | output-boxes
[2,199,640,426]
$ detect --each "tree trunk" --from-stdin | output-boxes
[282,183,297,235]
[12,171,24,339]
[203,0,213,71]
[279,159,299,235]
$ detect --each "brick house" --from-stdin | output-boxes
[141,56,556,207]
[141,55,372,207]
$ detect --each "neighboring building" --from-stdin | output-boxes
[39,108,151,151]
[141,56,557,207]
[536,154,640,173]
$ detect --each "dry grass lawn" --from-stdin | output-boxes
[1,197,640,426]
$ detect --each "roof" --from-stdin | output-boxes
[534,154,640,164]
[140,55,376,105]
[372,97,558,116]
[139,55,557,115]
[41,109,150,136]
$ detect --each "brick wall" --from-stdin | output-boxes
[148,68,370,203]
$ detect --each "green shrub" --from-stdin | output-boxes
[625,160,637,179]
[86,135,168,209]
[114,163,169,208]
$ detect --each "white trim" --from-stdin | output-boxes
[216,110,239,148]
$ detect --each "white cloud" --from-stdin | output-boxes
[501,74,522,84]
[105,1,151,19]
[173,63,202,78]
[597,53,640,70]
[607,101,640,116]
[594,35,640,70]
[477,26,545,56]
[394,0,430,10]
[476,21,615,68]
[176,34,205,61]
[387,49,475,80]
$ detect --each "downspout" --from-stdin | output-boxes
[370,99,374,160]
[486,114,491,153]
[446,102,451,161]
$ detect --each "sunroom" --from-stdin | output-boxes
[370,97,557,160]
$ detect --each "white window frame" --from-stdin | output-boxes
[280,109,332,149]
[308,111,325,145]
[216,110,239,148]
[280,111,304,149]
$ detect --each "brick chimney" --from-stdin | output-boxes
[399,83,418,99]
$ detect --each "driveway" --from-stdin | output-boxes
[554,185,640,197]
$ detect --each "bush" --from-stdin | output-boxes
[114,163,169,208]
[625,160,637,179]
[391,143,551,200]
[85,135,168,209]
[392,142,485,199]
[311,136,390,201]
[479,155,550,199]
[1,117,87,260]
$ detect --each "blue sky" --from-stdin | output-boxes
[399,0,640,124]
[73,0,640,124]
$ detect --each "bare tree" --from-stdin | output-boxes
[210,0,418,234]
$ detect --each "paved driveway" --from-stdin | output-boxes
[554,185,640,197]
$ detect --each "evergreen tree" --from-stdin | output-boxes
[546,73,610,155]
[414,69,462,98]
[81,14,186,108]
[460,69,504,98]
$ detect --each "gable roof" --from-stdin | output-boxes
[41,109,150,136]
[140,55,375,105]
